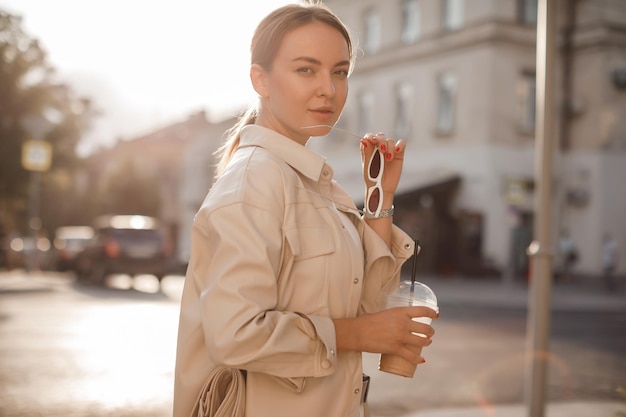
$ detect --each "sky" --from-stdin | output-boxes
[0,0,295,155]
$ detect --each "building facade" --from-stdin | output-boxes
[304,0,626,278]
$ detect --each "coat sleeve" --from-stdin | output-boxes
[189,201,336,381]
[359,223,415,314]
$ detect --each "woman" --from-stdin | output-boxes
[173,3,437,417]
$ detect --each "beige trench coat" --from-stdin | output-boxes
[173,125,414,417]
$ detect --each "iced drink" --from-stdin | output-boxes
[378,280,438,377]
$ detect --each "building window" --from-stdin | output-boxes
[363,9,381,54]
[436,72,457,135]
[358,91,375,135]
[517,71,536,133]
[401,0,421,44]
[443,0,464,31]
[394,83,413,138]
[518,0,538,25]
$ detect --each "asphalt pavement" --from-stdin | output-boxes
[1,270,624,417]
[401,275,626,417]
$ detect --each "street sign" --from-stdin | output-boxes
[21,140,52,172]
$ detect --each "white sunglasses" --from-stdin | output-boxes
[365,148,384,217]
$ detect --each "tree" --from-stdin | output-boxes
[0,9,96,233]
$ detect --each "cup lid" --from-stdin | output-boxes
[398,280,438,306]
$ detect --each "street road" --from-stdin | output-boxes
[364,300,626,416]
[0,271,624,417]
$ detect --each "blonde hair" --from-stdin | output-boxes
[214,1,355,177]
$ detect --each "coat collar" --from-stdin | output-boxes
[239,125,327,182]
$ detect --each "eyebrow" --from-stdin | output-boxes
[292,56,351,68]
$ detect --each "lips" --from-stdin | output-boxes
[309,106,335,120]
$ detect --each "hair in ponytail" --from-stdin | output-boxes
[214,105,258,178]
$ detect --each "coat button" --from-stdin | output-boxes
[404,243,412,250]
[354,388,360,395]
[322,359,332,369]
[353,278,359,284]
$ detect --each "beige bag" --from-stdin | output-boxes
[190,367,246,417]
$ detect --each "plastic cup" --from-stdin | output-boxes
[378,280,438,377]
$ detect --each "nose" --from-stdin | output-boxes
[317,72,336,98]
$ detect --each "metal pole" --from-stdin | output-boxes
[26,170,41,273]
[524,0,556,416]
[21,115,53,273]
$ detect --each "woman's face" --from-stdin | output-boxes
[252,21,351,145]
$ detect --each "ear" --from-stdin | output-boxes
[250,64,269,97]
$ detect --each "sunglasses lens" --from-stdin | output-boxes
[369,150,381,179]
[368,188,380,213]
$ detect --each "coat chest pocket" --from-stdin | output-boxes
[282,227,336,313]
[285,227,335,260]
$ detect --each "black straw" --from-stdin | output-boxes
[410,239,419,296]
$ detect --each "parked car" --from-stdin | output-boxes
[6,235,53,271]
[74,215,173,285]
[51,226,94,271]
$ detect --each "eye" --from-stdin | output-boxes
[296,67,314,75]
[334,68,349,78]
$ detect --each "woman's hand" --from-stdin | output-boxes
[333,306,437,364]
[359,133,406,247]
[360,133,406,198]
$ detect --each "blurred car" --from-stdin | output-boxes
[74,215,173,285]
[51,226,94,271]
[6,235,53,270]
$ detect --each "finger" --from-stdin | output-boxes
[406,306,438,320]
[380,138,395,160]
[360,138,368,153]
[385,139,405,162]
[378,135,390,152]
[364,132,381,145]
[408,322,435,340]
[360,133,375,161]
[360,133,380,154]
[393,139,406,154]
[360,133,373,156]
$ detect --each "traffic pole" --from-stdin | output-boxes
[524,0,556,416]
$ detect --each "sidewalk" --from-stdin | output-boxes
[417,275,626,313]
